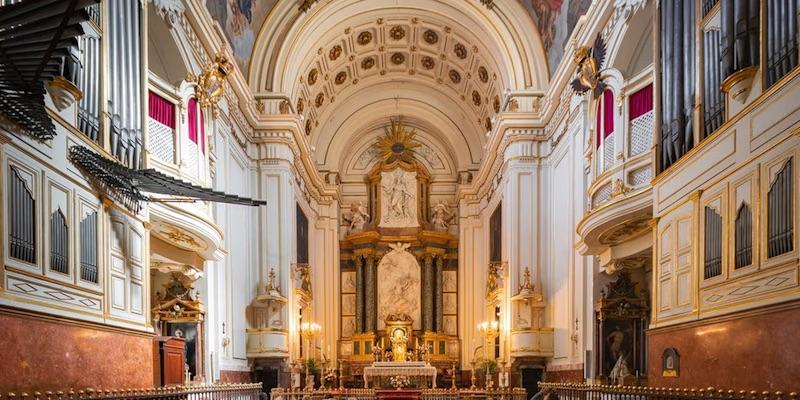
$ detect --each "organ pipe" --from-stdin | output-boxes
[766,0,799,86]
[107,0,143,169]
[660,1,696,171]
[768,159,794,257]
[9,167,35,263]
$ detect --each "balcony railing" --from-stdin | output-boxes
[538,383,797,400]
[2,383,263,400]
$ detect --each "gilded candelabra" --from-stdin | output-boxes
[469,360,478,390]
[451,361,457,389]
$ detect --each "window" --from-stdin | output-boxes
[767,159,794,258]
[595,89,615,173]
[734,203,753,269]
[703,206,722,279]
[297,204,309,264]
[628,84,653,157]
[80,211,99,283]
[490,204,502,262]
[9,167,36,263]
[147,91,176,164]
[50,209,69,274]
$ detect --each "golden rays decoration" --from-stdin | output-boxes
[375,120,420,164]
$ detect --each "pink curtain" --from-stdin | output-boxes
[148,91,175,128]
[188,97,198,144]
[629,83,653,120]
[603,89,614,138]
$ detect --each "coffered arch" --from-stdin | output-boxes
[314,80,481,172]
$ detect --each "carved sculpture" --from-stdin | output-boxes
[430,201,454,231]
[347,201,370,234]
[570,34,607,98]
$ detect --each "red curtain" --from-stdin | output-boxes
[603,89,614,138]
[148,91,175,128]
[188,97,198,145]
[629,83,653,120]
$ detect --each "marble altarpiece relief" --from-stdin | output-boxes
[338,121,459,373]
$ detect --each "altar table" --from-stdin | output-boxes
[363,362,438,388]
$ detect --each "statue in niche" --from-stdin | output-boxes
[347,201,370,234]
[383,170,414,222]
[430,201,454,231]
[294,263,312,293]
[390,327,409,362]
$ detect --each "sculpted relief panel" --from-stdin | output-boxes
[377,243,421,330]
[379,169,419,228]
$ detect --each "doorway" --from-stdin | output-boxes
[520,367,544,399]
[254,366,279,395]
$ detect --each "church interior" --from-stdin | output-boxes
[0,0,799,398]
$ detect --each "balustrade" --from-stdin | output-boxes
[0,383,262,400]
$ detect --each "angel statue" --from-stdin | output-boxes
[347,202,370,234]
[372,341,383,362]
[430,201,454,231]
[570,33,607,99]
[609,353,631,384]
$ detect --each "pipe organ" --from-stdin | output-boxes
[77,32,101,142]
[661,0,799,169]
[767,158,794,258]
[9,167,36,264]
[766,0,799,87]
[107,0,143,170]
[659,0,695,171]
[703,28,723,137]
[703,206,723,279]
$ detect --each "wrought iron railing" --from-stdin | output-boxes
[538,383,798,400]
[269,388,527,400]
[1,383,263,400]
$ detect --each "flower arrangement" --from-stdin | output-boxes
[389,375,411,389]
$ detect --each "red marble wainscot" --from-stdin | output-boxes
[647,301,800,392]
[219,370,253,383]
[0,309,155,393]
[543,368,584,383]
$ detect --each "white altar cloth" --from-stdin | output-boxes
[363,363,437,388]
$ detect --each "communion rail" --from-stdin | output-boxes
[538,383,798,400]
[0,383,263,400]
[269,388,527,400]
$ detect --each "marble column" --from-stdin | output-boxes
[365,255,377,332]
[435,256,444,332]
[355,256,364,333]
[423,254,435,332]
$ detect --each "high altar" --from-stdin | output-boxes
[339,121,459,384]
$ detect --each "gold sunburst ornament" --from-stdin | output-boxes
[376,120,420,164]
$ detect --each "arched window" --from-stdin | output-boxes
[184,97,206,178]
[595,89,615,173]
